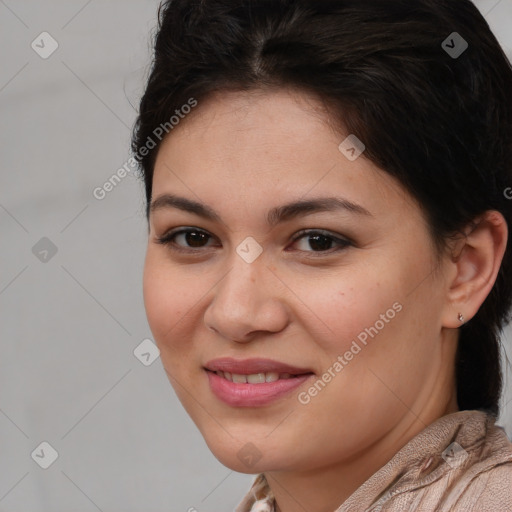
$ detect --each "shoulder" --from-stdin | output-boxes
[444,420,512,511]
[453,461,512,510]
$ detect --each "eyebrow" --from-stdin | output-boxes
[150,193,372,226]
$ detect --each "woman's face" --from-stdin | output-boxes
[143,88,458,473]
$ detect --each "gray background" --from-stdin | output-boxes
[1,1,511,511]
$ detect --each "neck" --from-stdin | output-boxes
[268,389,459,512]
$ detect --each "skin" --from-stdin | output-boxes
[142,87,508,512]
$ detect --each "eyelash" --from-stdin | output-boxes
[155,227,353,256]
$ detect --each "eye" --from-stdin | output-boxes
[289,229,352,254]
[155,227,217,253]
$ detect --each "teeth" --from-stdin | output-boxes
[265,372,279,383]
[213,370,296,383]
[247,373,266,384]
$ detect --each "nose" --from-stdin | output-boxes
[203,254,289,343]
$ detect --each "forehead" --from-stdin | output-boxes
[151,88,417,223]
[157,90,351,178]
[157,88,336,162]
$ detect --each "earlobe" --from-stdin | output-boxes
[442,211,508,329]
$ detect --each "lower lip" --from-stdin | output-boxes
[205,370,314,407]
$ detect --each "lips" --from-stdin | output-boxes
[204,357,314,376]
[204,358,315,407]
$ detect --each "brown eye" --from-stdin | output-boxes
[156,228,217,252]
[290,230,352,254]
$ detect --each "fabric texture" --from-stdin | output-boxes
[234,409,512,512]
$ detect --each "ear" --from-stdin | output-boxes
[442,210,508,328]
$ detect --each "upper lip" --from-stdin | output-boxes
[204,357,314,375]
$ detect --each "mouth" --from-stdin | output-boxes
[203,357,315,381]
[203,357,315,407]
[204,369,313,383]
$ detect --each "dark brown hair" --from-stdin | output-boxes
[131,0,512,417]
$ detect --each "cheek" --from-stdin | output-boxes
[288,264,426,408]
[288,266,402,356]
[295,262,438,419]
[142,251,196,347]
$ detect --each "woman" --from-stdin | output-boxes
[131,0,512,510]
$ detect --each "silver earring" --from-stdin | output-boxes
[458,313,465,323]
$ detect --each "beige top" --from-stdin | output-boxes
[235,409,512,512]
